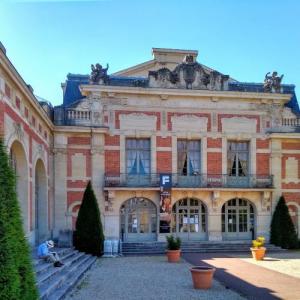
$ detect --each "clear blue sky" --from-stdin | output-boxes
[0,0,299,106]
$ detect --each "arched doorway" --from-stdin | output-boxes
[35,159,48,244]
[10,140,29,233]
[222,198,255,240]
[120,198,157,242]
[171,198,207,240]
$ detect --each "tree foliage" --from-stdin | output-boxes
[0,139,38,300]
[73,181,104,256]
[270,196,298,249]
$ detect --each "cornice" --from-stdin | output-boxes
[80,84,291,103]
[0,52,54,130]
[54,125,109,134]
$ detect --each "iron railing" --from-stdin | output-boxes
[104,173,273,188]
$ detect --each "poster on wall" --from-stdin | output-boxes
[159,190,172,233]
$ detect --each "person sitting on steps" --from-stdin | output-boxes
[37,240,64,267]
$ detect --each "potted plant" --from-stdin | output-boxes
[250,236,266,260]
[166,235,181,263]
[190,266,216,289]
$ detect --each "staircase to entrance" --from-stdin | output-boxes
[33,247,97,300]
[121,241,284,255]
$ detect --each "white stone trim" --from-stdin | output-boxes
[151,135,156,174]
[222,117,257,134]
[201,137,207,174]
[156,147,172,152]
[120,135,125,174]
[119,113,157,131]
[171,115,208,133]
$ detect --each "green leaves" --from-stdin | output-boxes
[0,139,38,300]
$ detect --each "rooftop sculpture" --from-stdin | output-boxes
[90,63,109,84]
[263,71,284,93]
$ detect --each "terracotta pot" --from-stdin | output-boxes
[166,249,181,263]
[190,266,216,289]
[250,247,266,260]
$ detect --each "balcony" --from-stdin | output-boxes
[104,173,273,189]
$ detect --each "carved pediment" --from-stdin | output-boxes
[221,117,257,133]
[171,115,208,132]
[149,55,229,91]
[119,113,157,131]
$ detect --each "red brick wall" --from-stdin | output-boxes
[115,110,161,130]
[68,137,91,145]
[167,112,211,131]
[157,151,172,173]
[105,150,120,174]
[256,153,270,175]
[0,100,4,137]
[67,180,89,189]
[218,114,260,133]
[257,139,270,149]
[283,192,300,205]
[157,136,172,147]
[105,134,120,146]
[207,138,222,148]
[207,153,222,174]
[282,142,300,150]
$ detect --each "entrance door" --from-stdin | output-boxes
[222,198,255,240]
[120,198,157,242]
[171,198,206,240]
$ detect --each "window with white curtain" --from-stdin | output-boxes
[177,140,201,175]
[227,141,249,177]
[126,139,150,175]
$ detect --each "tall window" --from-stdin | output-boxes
[177,140,201,175]
[227,141,249,177]
[126,139,150,175]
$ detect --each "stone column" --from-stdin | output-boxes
[53,147,68,238]
[208,191,222,241]
[91,131,105,226]
[270,139,282,211]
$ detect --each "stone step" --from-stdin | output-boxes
[47,256,97,300]
[35,249,79,277]
[33,248,97,300]
[37,252,84,286]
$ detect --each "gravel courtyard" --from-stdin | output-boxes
[65,256,245,300]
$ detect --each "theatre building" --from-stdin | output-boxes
[1,44,300,245]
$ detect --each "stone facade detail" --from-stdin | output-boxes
[1,47,300,245]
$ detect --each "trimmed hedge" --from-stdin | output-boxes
[0,139,38,300]
[73,181,104,256]
[270,196,298,249]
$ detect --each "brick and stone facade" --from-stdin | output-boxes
[1,46,299,245]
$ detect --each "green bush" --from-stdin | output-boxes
[166,235,181,250]
[270,196,298,249]
[0,139,38,300]
[73,181,104,256]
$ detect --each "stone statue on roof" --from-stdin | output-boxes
[90,63,109,84]
[263,71,284,93]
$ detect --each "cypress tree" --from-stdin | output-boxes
[0,139,38,300]
[270,196,298,249]
[73,181,104,256]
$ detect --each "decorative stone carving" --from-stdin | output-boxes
[261,191,271,212]
[104,191,114,212]
[13,122,24,141]
[149,55,229,90]
[119,113,157,131]
[211,191,220,212]
[263,71,284,93]
[90,63,109,84]
[221,117,257,134]
[171,115,208,133]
